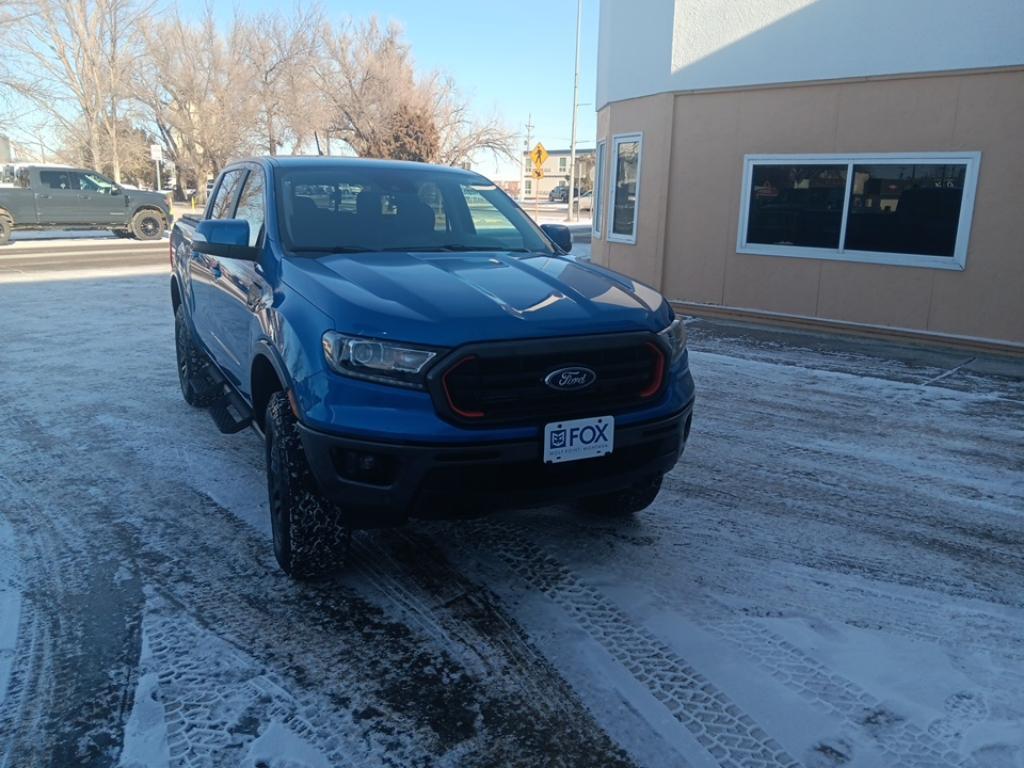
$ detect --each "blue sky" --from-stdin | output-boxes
[182,0,600,180]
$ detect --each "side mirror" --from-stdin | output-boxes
[194,219,258,261]
[541,223,572,253]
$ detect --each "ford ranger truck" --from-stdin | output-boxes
[0,164,171,244]
[170,157,695,578]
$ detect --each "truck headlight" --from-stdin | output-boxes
[322,332,442,389]
[658,317,687,364]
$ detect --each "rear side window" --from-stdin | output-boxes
[233,171,266,247]
[209,170,245,219]
[38,170,74,190]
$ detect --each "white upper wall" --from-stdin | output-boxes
[597,0,1024,108]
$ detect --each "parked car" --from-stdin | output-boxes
[577,190,593,211]
[549,186,581,203]
[171,157,695,578]
[0,164,172,244]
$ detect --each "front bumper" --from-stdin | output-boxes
[298,400,694,527]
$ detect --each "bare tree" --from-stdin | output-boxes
[236,5,322,155]
[137,6,256,198]
[317,18,513,165]
[7,0,150,180]
[427,74,517,167]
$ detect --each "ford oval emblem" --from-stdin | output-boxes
[544,366,597,391]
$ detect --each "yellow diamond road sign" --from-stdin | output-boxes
[531,168,544,180]
[530,143,549,169]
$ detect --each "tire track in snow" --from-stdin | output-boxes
[0,469,143,768]
[708,620,970,768]
[457,519,802,768]
[0,408,636,768]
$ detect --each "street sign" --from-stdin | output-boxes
[530,143,548,169]
[149,144,162,162]
[532,168,544,180]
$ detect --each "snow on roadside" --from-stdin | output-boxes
[0,515,20,710]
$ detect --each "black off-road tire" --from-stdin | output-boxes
[130,209,165,240]
[0,212,12,246]
[265,392,349,579]
[175,304,217,407]
[579,474,664,517]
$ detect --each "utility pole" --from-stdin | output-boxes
[566,0,582,222]
[522,114,534,202]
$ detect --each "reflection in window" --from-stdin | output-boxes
[210,170,245,219]
[845,164,965,257]
[740,155,976,266]
[746,164,847,249]
[610,135,641,242]
[233,171,265,247]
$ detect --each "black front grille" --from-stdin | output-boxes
[431,333,665,426]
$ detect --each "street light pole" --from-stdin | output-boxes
[566,0,582,223]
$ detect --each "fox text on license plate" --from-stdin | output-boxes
[543,416,614,464]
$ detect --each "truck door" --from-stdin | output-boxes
[33,169,82,225]
[188,169,246,370]
[208,167,269,388]
[75,171,128,226]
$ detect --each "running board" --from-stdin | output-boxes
[197,363,253,434]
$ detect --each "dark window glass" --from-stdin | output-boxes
[844,164,965,257]
[38,169,74,190]
[209,170,244,219]
[611,139,640,238]
[233,171,265,247]
[746,164,847,248]
[276,167,553,255]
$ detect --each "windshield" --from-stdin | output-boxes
[275,165,555,255]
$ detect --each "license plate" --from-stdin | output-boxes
[543,416,614,464]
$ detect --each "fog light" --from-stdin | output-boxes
[332,449,396,486]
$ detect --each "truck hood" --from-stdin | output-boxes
[281,250,671,346]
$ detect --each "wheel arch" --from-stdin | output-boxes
[0,206,13,224]
[251,345,293,429]
[170,274,182,313]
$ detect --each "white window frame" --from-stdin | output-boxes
[737,151,981,271]
[592,139,606,240]
[607,132,643,245]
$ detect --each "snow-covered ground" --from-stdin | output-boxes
[0,273,1021,767]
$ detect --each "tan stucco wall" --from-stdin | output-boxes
[592,69,1024,344]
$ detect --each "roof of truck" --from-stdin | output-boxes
[250,155,484,177]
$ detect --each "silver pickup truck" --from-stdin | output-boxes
[0,164,172,245]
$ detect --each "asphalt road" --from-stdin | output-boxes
[0,236,167,277]
[0,249,1021,767]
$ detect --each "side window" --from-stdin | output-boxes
[38,170,74,190]
[460,184,524,248]
[233,171,266,247]
[209,170,244,220]
[78,172,116,193]
[608,133,643,244]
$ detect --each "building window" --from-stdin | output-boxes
[738,152,980,270]
[559,156,567,172]
[593,140,606,239]
[608,133,642,244]
[524,179,532,196]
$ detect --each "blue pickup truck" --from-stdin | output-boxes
[171,157,695,578]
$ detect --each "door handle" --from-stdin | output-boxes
[78,194,90,199]
[37,194,52,199]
